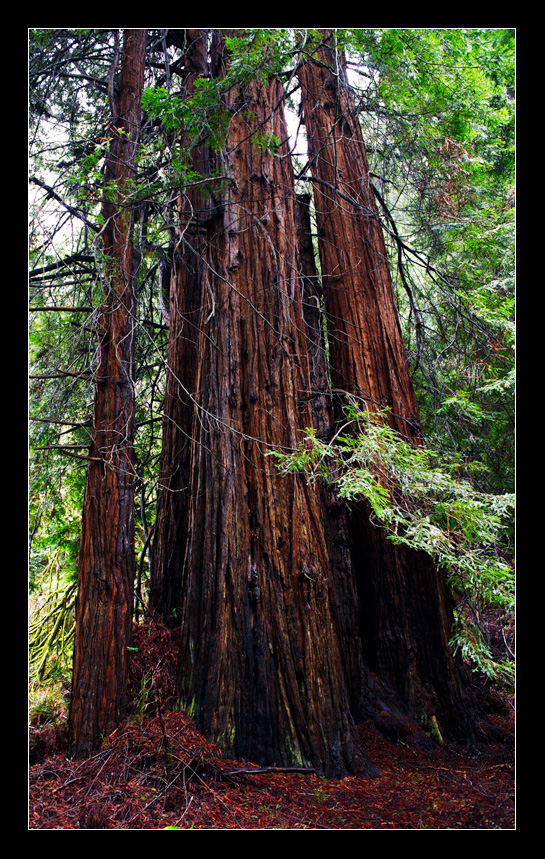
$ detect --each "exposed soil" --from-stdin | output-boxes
[29,622,515,830]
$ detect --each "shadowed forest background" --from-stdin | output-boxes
[29,28,514,828]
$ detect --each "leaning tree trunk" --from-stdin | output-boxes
[176,34,376,778]
[150,29,213,625]
[69,29,147,758]
[298,31,477,738]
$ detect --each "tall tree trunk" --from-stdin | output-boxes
[150,29,213,624]
[298,31,477,737]
[176,34,375,778]
[298,34,419,437]
[295,192,369,719]
[69,29,147,758]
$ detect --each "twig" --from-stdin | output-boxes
[221,765,317,777]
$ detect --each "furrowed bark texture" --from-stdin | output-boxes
[69,29,147,758]
[295,192,370,719]
[298,31,476,737]
[176,36,374,777]
[298,38,420,437]
[150,29,213,624]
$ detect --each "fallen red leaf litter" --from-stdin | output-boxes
[29,622,515,829]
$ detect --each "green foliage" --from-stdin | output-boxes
[142,83,223,145]
[224,29,296,80]
[29,291,94,588]
[29,550,77,685]
[141,29,297,158]
[29,680,70,728]
[252,128,281,155]
[271,403,514,687]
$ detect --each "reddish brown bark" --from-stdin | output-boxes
[69,29,147,758]
[150,29,213,624]
[295,192,369,717]
[298,35,420,439]
[175,35,375,777]
[297,31,476,736]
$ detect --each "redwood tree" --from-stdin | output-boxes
[297,30,475,735]
[295,191,369,718]
[174,33,375,777]
[146,29,480,777]
[150,29,213,624]
[69,29,147,758]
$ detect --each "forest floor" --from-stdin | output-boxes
[29,622,515,830]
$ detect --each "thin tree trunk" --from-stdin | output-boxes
[298,31,477,737]
[150,29,213,624]
[69,29,147,758]
[176,34,376,778]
